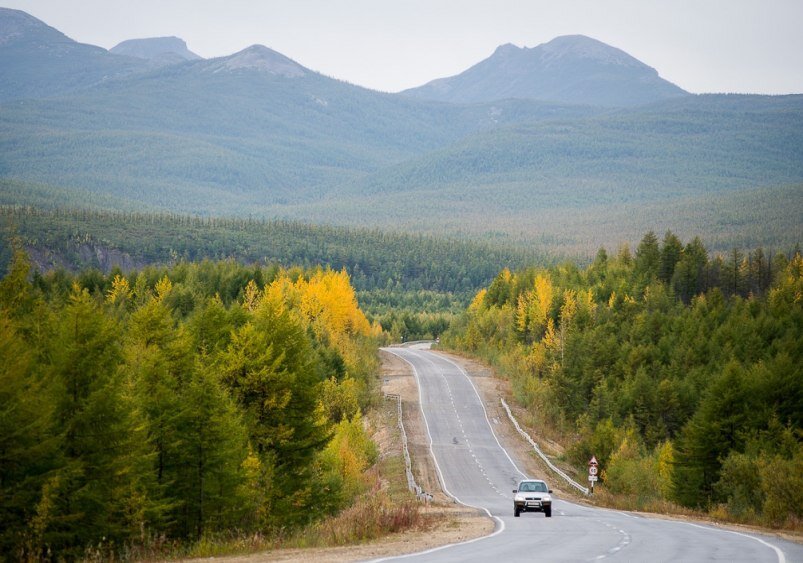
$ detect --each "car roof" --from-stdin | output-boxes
[519,479,547,484]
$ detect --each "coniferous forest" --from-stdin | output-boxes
[0,249,384,558]
[441,232,802,525]
[2,219,802,558]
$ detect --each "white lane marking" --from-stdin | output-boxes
[685,522,786,563]
[435,353,528,479]
[591,522,631,561]
[373,349,505,563]
[415,352,504,498]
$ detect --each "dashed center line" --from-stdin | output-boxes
[591,521,631,560]
[437,363,507,497]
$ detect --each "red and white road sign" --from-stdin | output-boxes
[589,465,598,476]
[589,456,598,466]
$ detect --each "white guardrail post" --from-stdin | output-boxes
[500,398,590,495]
[384,393,431,502]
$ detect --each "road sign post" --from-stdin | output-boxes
[588,456,599,494]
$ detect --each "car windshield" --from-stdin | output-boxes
[520,482,547,492]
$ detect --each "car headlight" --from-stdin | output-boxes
[542,495,551,502]
[514,494,525,502]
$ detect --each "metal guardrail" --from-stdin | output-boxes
[500,398,590,495]
[384,393,431,501]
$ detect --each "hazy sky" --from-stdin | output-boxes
[4,0,803,94]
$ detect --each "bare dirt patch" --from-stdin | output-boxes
[380,349,448,502]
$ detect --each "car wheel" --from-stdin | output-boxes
[514,507,520,517]
[545,508,552,517]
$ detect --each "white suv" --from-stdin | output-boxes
[513,479,553,517]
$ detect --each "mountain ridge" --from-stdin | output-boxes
[0,7,151,101]
[403,34,688,106]
[203,44,307,77]
[110,36,201,66]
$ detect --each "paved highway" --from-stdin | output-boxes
[376,346,803,563]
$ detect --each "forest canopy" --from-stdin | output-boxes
[0,250,382,558]
[442,232,802,526]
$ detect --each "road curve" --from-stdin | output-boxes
[374,346,802,563]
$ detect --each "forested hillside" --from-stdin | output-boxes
[0,249,385,558]
[442,232,802,526]
[0,205,542,294]
[0,204,546,341]
[0,50,599,214]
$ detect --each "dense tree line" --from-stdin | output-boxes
[3,176,802,261]
[0,204,548,341]
[0,250,382,558]
[0,204,543,297]
[442,232,802,526]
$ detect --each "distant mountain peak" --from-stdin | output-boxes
[208,44,306,77]
[0,7,72,46]
[110,36,201,63]
[0,7,151,101]
[404,34,687,107]
[538,35,644,69]
[493,43,519,55]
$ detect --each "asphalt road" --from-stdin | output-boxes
[376,345,803,563]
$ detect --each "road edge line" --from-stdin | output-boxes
[685,522,786,563]
[372,348,504,562]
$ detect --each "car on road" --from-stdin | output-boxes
[513,479,552,517]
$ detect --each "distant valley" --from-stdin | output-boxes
[1,7,801,256]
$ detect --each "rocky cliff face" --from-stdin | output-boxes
[26,243,143,274]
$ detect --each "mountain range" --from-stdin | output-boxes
[1,7,801,255]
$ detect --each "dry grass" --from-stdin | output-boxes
[289,487,434,548]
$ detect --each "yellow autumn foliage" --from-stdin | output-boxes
[261,268,380,379]
[106,274,131,306]
[515,273,554,339]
